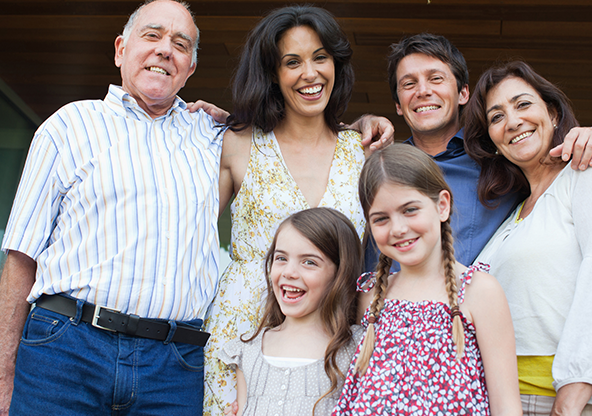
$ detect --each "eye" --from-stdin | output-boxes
[517,101,532,109]
[489,113,503,125]
[315,54,329,62]
[274,254,287,262]
[303,259,318,267]
[430,75,444,83]
[371,215,388,225]
[284,59,300,67]
[403,207,418,215]
[400,81,415,90]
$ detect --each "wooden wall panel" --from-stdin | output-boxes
[0,0,590,127]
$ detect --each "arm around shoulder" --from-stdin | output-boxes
[463,271,522,415]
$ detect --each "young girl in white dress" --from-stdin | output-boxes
[333,144,522,415]
[219,207,364,416]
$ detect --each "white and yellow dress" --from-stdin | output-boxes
[202,127,365,415]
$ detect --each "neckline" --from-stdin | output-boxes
[515,163,569,222]
[258,329,324,369]
[269,130,341,208]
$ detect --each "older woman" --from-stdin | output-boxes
[202,6,390,415]
[464,61,592,415]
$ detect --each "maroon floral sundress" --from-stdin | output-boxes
[333,265,490,415]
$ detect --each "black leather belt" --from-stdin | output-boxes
[35,294,210,347]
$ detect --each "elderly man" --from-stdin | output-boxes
[0,0,220,413]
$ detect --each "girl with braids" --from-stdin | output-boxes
[219,208,364,416]
[333,144,521,415]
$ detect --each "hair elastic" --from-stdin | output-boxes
[367,313,377,324]
[450,306,461,318]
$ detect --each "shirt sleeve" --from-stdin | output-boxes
[218,336,245,370]
[552,168,592,393]
[2,123,64,260]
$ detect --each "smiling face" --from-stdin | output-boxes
[276,25,335,121]
[369,182,450,270]
[114,0,197,118]
[486,76,557,171]
[270,223,336,324]
[395,53,469,144]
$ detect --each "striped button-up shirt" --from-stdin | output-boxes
[2,85,223,320]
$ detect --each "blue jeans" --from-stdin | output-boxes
[11,299,205,415]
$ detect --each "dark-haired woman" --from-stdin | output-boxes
[202,6,390,414]
[464,61,592,415]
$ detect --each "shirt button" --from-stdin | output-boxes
[284,369,290,375]
[281,384,286,390]
[278,400,283,405]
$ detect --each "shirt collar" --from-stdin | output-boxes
[105,85,187,120]
[404,128,465,160]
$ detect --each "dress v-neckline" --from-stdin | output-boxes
[269,130,339,209]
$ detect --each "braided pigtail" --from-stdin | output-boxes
[442,219,464,360]
[354,253,392,375]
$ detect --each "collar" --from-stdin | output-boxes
[104,85,187,120]
[404,128,465,160]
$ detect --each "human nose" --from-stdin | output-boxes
[280,260,299,280]
[506,109,523,131]
[415,79,432,97]
[301,60,317,81]
[390,217,409,237]
[155,38,173,59]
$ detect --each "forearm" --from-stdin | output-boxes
[0,251,36,415]
[551,382,592,416]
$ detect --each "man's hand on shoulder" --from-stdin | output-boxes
[187,100,229,124]
[549,126,592,170]
[348,114,395,156]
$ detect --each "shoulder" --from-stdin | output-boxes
[462,268,507,314]
[221,127,252,165]
[350,324,364,344]
[223,126,253,145]
[338,129,364,148]
[339,128,362,140]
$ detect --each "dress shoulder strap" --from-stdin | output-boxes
[457,262,490,303]
[356,272,376,293]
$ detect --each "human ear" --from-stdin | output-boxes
[114,36,125,68]
[395,103,403,116]
[437,190,451,222]
[458,84,470,106]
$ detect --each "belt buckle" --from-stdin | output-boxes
[92,305,119,332]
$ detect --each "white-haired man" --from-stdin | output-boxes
[0,1,220,413]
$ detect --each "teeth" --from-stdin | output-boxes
[148,66,168,75]
[396,238,417,247]
[511,131,533,144]
[415,105,439,113]
[299,85,322,95]
[283,286,303,292]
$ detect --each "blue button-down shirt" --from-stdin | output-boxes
[365,129,519,271]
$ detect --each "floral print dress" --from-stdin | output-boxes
[333,265,490,415]
[202,127,366,415]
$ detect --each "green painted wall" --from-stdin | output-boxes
[0,88,37,270]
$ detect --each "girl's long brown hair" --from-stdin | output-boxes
[244,207,362,413]
[355,143,464,375]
